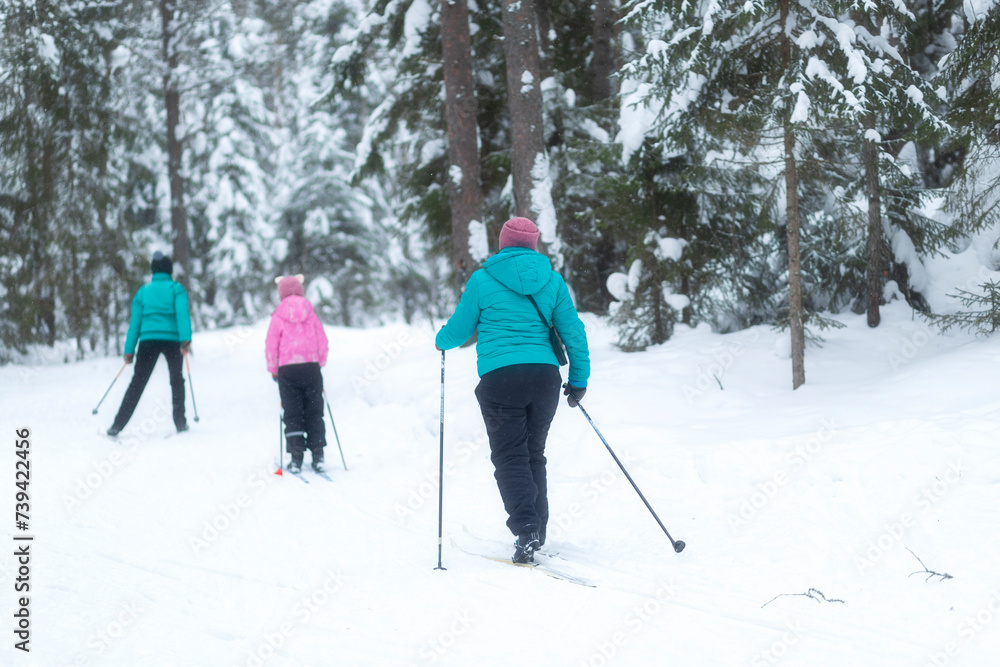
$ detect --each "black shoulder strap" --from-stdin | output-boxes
[525,294,551,327]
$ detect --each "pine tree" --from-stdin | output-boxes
[938,1,1000,241]
[621,0,953,386]
[0,0,150,359]
[924,280,1000,335]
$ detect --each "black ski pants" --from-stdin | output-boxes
[112,340,186,431]
[278,362,326,454]
[475,363,561,537]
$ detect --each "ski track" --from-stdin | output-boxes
[2,307,1000,666]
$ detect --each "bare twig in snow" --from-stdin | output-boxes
[762,587,845,608]
[907,548,953,582]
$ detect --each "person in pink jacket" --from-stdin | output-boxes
[266,275,329,473]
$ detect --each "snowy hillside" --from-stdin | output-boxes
[2,300,1000,666]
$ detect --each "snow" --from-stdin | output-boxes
[520,70,534,96]
[467,220,489,264]
[616,79,663,165]
[606,272,630,302]
[529,151,560,266]
[37,33,59,67]
[646,39,669,56]
[790,83,811,124]
[580,118,610,144]
[10,8,1000,661]
[4,299,1000,664]
[109,45,130,72]
[648,233,687,263]
[964,0,999,23]
[402,0,433,58]
[447,164,462,190]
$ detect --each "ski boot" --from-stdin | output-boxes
[310,447,325,473]
[512,527,541,564]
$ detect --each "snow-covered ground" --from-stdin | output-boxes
[2,298,1000,666]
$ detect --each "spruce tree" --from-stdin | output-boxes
[0,0,150,359]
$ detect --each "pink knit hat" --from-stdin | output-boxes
[275,274,304,299]
[498,217,540,251]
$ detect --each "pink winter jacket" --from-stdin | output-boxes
[265,295,329,375]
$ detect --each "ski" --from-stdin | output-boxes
[480,554,596,587]
[450,538,595,587]
[309,469,333,482]
[461,524,568,563]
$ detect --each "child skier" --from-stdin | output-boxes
[265,275,329,473]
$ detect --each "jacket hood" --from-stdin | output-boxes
[483,247,552,296]
[274,294,316,324]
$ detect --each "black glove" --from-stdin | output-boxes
[180,340,191,353]
[563,383,586,408]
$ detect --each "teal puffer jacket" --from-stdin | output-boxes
[435,247,590,387]
[123,273,193,354]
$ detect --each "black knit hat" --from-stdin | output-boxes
[151,251,173,275]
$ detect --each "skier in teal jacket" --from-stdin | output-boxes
[436,217,590,563]
[107,252,192,436]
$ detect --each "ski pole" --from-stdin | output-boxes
[573,394,686,554]
[435,349,447,571]
[322,390,348,471]
[92,361,128,414]
[276,408,284,476]
[184,349,200,422]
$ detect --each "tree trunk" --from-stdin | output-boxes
[501,0,545,219]
[161,0,190,285]
[591,0,615,102]
[863,115,882,328]
[784,126,805,390]
[780,0,804,389]
[441,0,483,286]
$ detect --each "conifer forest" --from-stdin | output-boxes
[2,0,999,387]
